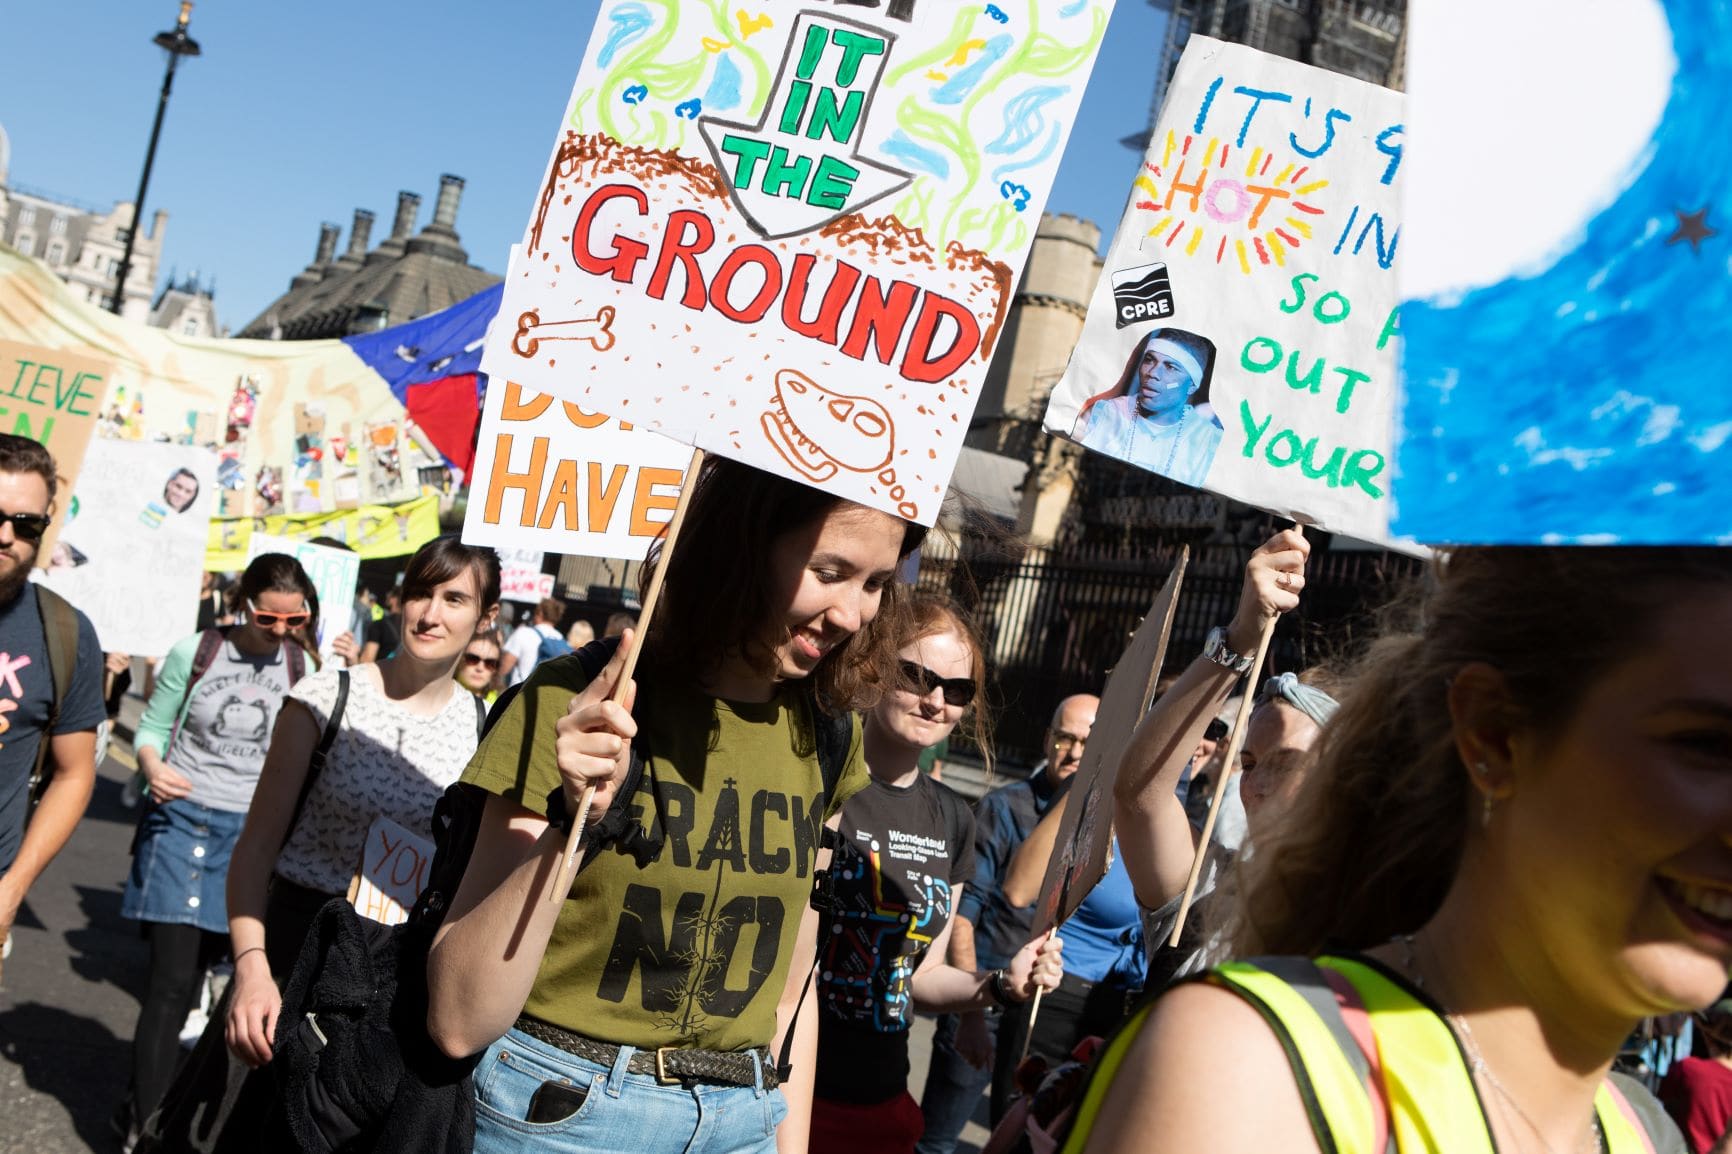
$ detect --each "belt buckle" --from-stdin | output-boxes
[654,1046,679,1085]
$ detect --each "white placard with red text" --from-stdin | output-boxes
[347,815,437,927]
[484,0,1114,525]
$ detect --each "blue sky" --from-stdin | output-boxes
[2,1,1165,332]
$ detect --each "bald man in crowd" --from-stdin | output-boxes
[916,693,1100,1154]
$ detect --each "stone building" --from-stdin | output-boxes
[966,214,1104,545]
[0,122,167,322]
[149,270,223,338]
[240,174,501,339]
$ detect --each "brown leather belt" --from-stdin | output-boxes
[513,1016,779,1090]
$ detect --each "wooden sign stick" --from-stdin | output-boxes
[1167,615,1277,947]
[549,445,706,902]
[1020,986,1045,1063]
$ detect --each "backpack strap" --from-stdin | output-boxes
[161,627,229,757]
[1599,1073,1668,1154]
[812,701,853,800]
[472,692,486,740]
[28,585,82,806]
[775,694,856,1083]
[285,670,349,845]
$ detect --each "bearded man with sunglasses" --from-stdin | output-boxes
[0,435,106,985]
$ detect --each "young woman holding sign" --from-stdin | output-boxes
[809,594,1063,1154]
[426,458,926,1154]
[221,535,500,1070]
[1073,548,1723,1153]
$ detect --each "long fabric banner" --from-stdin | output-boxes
[484,0,1114,525]
[1044,39,1409,548]
[0,244,491,510]
[205,494,442,572]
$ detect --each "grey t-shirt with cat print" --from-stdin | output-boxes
[159,636,298,813]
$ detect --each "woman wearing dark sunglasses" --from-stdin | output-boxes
[116,552,320,1143]
[457,628,504,704]
[809,593,1063,1154]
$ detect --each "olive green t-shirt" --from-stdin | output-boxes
[461,654,867,1052]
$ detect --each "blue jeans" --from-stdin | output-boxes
[915,1011,1001,1154]
[471,1026,788,1154]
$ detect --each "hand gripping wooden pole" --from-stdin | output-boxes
[549,446,705,903]
[1167,615,1277,947]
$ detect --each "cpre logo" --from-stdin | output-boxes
[1111,262,1176,327]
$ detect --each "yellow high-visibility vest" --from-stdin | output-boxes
[1063,954,1670,1153]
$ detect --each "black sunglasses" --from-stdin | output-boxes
[0,510,52,542]
[463,652,500,670]
[1205,718,1229,742]
[899,660,976,707]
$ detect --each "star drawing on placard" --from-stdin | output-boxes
[1666,207,1718,253]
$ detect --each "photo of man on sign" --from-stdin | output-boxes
[1073,327,1223,487]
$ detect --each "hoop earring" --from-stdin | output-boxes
[1474,759,1496,828]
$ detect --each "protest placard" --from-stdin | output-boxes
[1396,0,1729,543]
[40,439,216,656]
[1043,39,1409,548]
[247,534,361,659]
[0,339,109,558]
[498,547,555,604]
[462,379,694,561]
[346,815,437,927]
[484,0,1113,526]
[1029,552,1185,938]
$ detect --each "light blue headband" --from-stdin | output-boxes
[1259,672,1340,728]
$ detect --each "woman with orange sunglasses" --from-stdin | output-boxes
[116,552,320,1144]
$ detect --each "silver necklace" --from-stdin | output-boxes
[1151,404,1188,474]
[1399,935,1602,1154]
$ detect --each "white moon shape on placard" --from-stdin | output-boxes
[1400,0,1676,303]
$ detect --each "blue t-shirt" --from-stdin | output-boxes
[0,583,106,875]
[1056,842,1146,987]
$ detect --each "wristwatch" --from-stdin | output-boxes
[988,968,1018,1006]
[1202,625,1254,674]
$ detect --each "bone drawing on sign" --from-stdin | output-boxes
[761,368,895,484]
[511,307,618,358]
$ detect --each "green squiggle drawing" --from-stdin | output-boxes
[577,0,773,147]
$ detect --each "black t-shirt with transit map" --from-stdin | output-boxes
[814,772,976,1105]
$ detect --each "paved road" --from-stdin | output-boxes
[0,713,996,1154]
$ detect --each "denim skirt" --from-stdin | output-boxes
[121,797,246,934]
[471,1026,787,1154]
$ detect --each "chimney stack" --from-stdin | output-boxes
[344,209,375,258]
[332,208,375,274]
[290,221,343,291]
[391,191,421,239]
[432,174,464,229]
[369,192,421,263]
[408,174,470,262]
